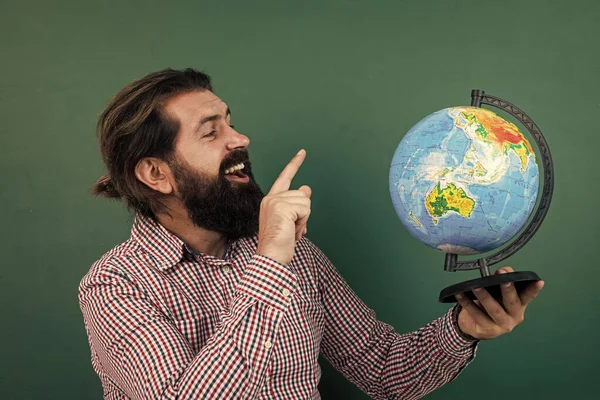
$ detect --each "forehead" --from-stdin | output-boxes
[164,90,227,121]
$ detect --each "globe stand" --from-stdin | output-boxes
[438,89,554,303]
[439,254,541,303]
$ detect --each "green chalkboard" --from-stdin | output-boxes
[1,0,598,399]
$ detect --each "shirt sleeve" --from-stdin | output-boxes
[307,241,478,400]
[78,254,296,400]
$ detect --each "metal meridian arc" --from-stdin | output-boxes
[444,89,555,273]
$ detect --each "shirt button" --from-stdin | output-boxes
[281,288,291,298]
[264,340,272,349]
[222,265,231,273]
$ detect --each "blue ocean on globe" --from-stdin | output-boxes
[388,106,540,255]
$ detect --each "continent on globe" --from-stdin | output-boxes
[425,182,475,224]
[458,109,534,171]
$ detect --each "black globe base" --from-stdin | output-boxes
[438,271,541,303]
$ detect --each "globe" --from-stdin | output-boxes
[389,106,540,256]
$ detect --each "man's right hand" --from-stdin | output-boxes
[256,149,312,265]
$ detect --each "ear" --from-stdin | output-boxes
[135,157,174,195]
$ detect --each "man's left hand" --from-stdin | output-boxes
[455,266,545,340]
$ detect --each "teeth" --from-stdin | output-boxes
[225,163,245,174]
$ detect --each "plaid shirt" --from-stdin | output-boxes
[78,214,478,399]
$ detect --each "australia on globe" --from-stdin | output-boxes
[389,106,539,255]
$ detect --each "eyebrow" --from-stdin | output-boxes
[195,107,231,132]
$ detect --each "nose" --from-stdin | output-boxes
[226,127,250,151]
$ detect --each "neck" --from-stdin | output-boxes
[155,206,228,259]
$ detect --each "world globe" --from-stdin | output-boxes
[389,106,540,256]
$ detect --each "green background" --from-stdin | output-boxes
[1,0,598,398]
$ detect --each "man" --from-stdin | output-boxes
[78,68,544,400]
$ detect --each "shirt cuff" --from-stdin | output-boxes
[236,254,298,312]
[437,304,479,359]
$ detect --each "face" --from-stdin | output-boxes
[163,90,265,239]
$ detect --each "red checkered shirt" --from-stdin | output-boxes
[78,214,478,399]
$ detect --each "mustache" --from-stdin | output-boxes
[221,150,251,173]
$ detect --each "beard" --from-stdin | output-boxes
[169,150,265,240]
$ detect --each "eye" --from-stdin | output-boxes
[205,130,217,137]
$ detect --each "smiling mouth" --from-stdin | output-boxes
[224,162,249,182]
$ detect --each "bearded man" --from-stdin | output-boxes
[78,68,544,400]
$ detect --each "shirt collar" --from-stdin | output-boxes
[131,213,239,270]
[131,214,186,270]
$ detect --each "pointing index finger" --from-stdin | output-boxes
[268,149,306,195]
